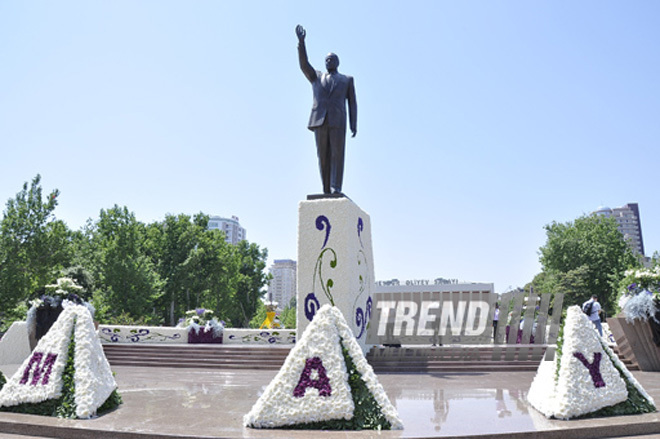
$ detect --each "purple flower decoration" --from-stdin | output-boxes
[293,357,331,398]
[304,292,320,321]
[196,308,205,316]
[20,352,58,386]
[357,217,364,248]
[315,215,331,249]
[573,352,605,388]
[628,283,638,291]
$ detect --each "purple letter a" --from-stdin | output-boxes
[293,357,332,398]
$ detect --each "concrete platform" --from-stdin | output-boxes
[1,363,660,438]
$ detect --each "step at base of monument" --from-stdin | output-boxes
[612,345,641,371]
[366,346,547,373]
[103,344,639,372]
[103,344,292,370]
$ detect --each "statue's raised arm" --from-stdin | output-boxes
[295,24,306,41]
[296,25,316,83]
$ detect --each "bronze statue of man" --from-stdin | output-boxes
[296,25,357,195]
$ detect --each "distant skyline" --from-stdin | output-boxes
[1,1,659,293]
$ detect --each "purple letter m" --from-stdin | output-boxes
[573,352,606,388]
[293,357,332,398]
[19,352,58,386]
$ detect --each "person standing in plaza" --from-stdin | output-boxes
[583,295,602,336]
[493,302,500,339]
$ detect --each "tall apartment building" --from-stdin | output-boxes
[267,259,297,308]
[207,215,246,245]
[593,203,645,255]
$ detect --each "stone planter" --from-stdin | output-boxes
[608,316,660,371]
[188,327,223,344]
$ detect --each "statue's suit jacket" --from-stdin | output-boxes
[298,42,357,133]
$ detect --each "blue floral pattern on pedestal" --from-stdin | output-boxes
[352,217,372,339]
[355,296,373,340]
[304,292,321,321]
[316,215,331,249]
[357,217,364,248]
[311,215,337,311]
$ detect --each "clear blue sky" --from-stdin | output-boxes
[1,1,658,293]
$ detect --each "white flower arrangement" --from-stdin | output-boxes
[0,309,74,407]
[619,267,660,322]
[0,305,118,419]
[528,306,655,419]
[25,278,94,329]
[244,304,403,430]
[622,292,658,324]
[45,277,84,297]
[177,308,224,338]
[624,266,660,285]
[71,305,117,418]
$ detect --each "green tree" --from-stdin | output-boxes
[0,175,72,326]
[86,206,163,323]
[539,214,636,313]
[60,266,95,301]
[146,213,209,325]
[249,300,267,328]
[181,227,240,325]
[280,305,297,328]
[231,240,269,327]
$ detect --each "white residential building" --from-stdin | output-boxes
[268,259,297,308]
[593,203,645,256]
[207,215,246,245]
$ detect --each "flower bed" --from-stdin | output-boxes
[178,309,224,344]
[26,278,95,346]
[527,305,655,419]
[618,267,660,325]
[244,304,402,430]
[0,304,121,419]
[188,327,222,344]
[611,267,660,370]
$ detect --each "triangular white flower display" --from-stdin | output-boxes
[528,305,655,419]
[0,307,74,407]
[72,305,117,418]
[244,304,403,429]
[0,304,117,418]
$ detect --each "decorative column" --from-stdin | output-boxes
[296,197,374,353]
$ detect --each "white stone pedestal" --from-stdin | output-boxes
[296,197,375,353]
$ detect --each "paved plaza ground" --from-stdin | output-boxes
[1,363,660,438]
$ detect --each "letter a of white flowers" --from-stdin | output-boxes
[0,304,118,419]
[528,306,656,419]
[244,304,403,430]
